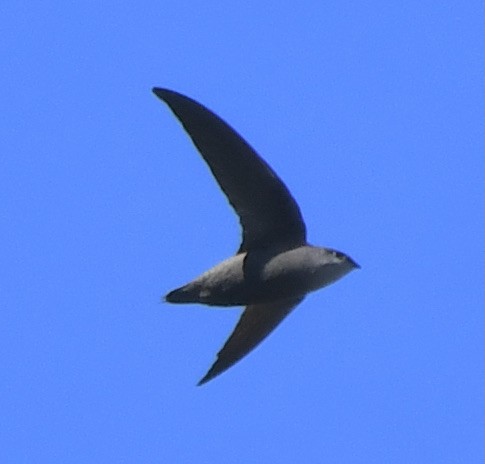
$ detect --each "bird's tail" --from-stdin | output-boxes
[164,284,199,304]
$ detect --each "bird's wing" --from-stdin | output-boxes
[153,88,306,253]
[197,296,304,385]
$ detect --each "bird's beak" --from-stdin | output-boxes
[348,257,361,269]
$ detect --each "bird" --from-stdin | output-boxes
[153,88,360,385]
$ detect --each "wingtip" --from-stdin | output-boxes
[196,368,217,386]
[152,87,166,98]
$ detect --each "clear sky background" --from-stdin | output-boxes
[1,1,483,463]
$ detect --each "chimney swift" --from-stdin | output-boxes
[153,88,360,385]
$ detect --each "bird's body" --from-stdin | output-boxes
[167,245,357,307]
[152,88,359,385]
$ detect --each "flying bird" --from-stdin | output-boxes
[153,88,360,385]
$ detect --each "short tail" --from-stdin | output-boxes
[165,285,199,304]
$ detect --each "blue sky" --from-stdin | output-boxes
[1,1,483,462]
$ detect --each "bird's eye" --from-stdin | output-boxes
[333,251,345,260]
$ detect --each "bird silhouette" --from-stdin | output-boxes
[153,88,359,385]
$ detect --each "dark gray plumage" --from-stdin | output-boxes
[153,88,359,385]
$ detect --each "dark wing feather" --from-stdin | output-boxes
[153,88,306,253]
[197,296,304,385]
